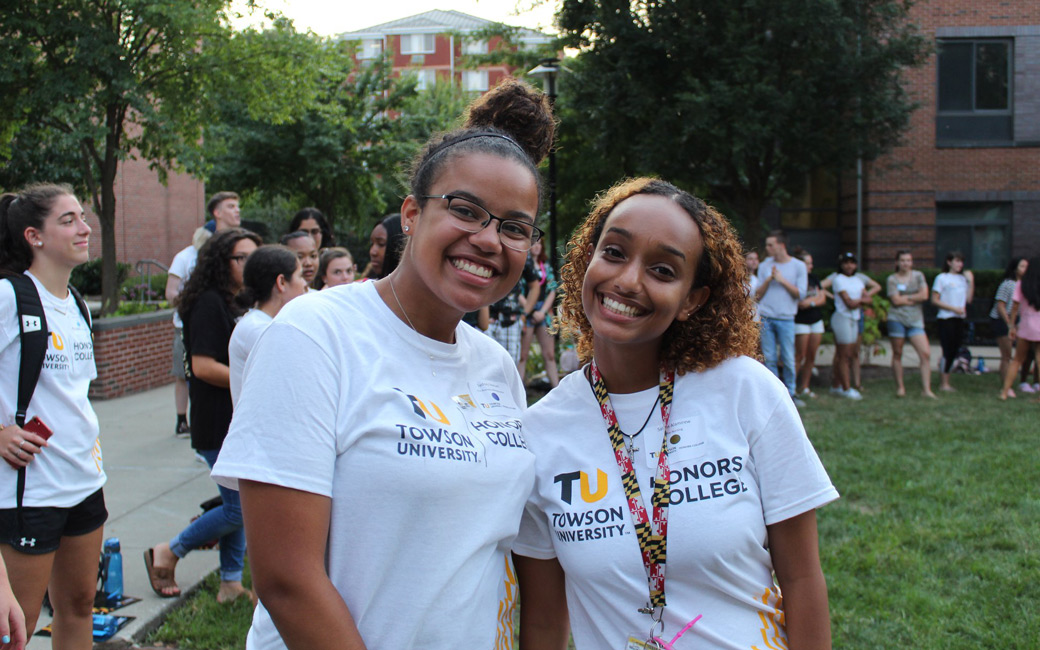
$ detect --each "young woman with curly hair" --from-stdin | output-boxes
[211,78,554,649]
[514,178,838,650]
[145,228,260,604]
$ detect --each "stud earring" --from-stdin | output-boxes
[34,242,42,248]
[404,226,410,232]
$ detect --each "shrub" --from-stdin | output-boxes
[70,258,130,296]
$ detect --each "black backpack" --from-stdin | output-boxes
[6,274,91,531]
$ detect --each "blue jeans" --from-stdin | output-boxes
[761,317,797,396]
[169,448,245,582]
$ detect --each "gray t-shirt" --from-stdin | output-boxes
[757,257,807,319]
[886,271,926,327]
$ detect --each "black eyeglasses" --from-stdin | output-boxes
[421,195,543,252]
[229,254,249,264]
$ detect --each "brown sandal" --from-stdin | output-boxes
[143,548,181,598]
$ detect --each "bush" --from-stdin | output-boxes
[111,301,165,317]
[70,258,130,296]
[120,272,167,302]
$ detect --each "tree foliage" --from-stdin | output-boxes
[206,43,482,237]
[554,0,929,236]
[0,1,321,312]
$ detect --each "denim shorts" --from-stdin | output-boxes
[887,320,925,339]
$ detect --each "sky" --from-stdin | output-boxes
[232,0,560,37]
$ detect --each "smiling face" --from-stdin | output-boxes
[840,258,857,276]
[745,251,759,273]
[948,256,964,273]
[400,152,538,315]
[28,193,91,271]
[323,256,355,288]
[287,235,319,284]
[897,253,913,273]
[581,194,708,353]
[1016,258,1028,279]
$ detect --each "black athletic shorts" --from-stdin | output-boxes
[0,488,107,555]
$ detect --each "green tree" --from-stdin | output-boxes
[554,0,929,235]
[206,47,477,236]
[0,1,321,312]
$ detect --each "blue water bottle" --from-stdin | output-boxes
[100,537,123,604]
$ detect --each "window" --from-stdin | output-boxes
[358,39,382,60]
[463,70,489,92]
[403,69,437,91]
[779,168,840,230]
[400,33,436,55]
[935,203,1011,270]
[936,39,1013,145]
[463,39,486,55]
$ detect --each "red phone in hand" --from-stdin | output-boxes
[23,416,54,441]
[5,417,52,470]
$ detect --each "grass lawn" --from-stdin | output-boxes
[147,372,1037,649]
[803,371,1039,648]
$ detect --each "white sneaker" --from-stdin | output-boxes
[1020,382,1038,394]
[843,388,863,400]
[829,386,844,395]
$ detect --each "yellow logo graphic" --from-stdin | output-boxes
[396,389,451,425]
[554,469,609,504]
[50,332,64,350]
[752,586,788,649]
[494,555,518,650]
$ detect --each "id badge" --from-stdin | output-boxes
[625,636,664,650]
[645,414,706,468]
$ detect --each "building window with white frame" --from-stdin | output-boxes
[463,70,489,92]
[403,68,437,91]
[400,33,436,55]
[358,39,383,60]
[463,38,486,55]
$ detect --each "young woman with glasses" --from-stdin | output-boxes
[212,79,554,650]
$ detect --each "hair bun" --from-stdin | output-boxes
[464,78,556,166]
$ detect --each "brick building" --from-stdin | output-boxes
[780,0,1040,271]
[84,158,206,275]
[338,9,553,92]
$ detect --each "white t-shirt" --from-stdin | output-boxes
[932,273,969,319]
[513,357,838,650]
[168,245,198,329]
[746,275,760,323]
[227,308,272,409]
[832,273,865,320]
[0,272,105,507]
[756,257,807,319]
[212,281,535,650]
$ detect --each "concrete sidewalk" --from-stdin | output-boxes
[28,383,220,649]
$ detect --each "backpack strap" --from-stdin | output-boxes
[67,284,92,334]
[6,275,49,530]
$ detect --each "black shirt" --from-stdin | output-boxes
[183,289,236,451]
[795,274,823,325]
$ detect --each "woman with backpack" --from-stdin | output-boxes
[0,184,102,649]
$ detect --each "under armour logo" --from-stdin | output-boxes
[21,315,42,333]
[19,537,36,547]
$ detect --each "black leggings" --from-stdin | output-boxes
[937,318,964,373]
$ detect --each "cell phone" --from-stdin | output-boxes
[23,416,53,441]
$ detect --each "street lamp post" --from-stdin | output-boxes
[527,58,560,275]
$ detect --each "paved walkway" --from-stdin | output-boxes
[28,383,219,649]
